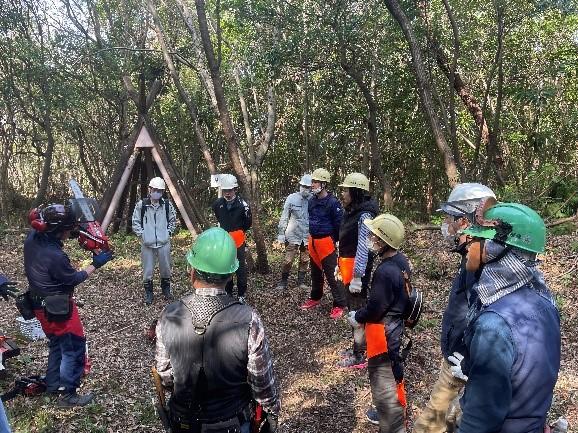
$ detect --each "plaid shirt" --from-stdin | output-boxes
[155,288,280,415]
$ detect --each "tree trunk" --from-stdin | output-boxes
[33,115,56,207]
[384,0,460,187]
[339,45,393,208]
[147,0,218,175]
[195,0,270,273]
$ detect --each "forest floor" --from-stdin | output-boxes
[0,227,576,433]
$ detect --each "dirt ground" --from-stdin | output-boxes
[0,227,576,433]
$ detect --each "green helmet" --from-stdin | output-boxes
[462,203,546,253]
[186,227,239,274]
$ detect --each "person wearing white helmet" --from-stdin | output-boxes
[275,174,312,290]
[212,174,252,302]
[132,177,177,305]
[414,183,496,433]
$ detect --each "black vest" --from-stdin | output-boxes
[169,294,253,421]
[338,199,378,258]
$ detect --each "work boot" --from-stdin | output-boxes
[297,271,308,290]
[160,278,173,301]
[276,272,289,290]
[144,280,154,305]
[57,391,94,407]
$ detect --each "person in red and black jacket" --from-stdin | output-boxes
[300,168,347,319]
[23,204,113,408]
[211,174,252,301]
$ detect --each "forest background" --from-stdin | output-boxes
[1,0,578,256]
[1,1,578,432]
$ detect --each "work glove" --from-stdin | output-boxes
[347,310,362,328]
[348,277,362,294]
[259,412,278,433]
[92,250,114,269]
[0,275,18,301]
[448,352,468,381]
[334,265,342,282]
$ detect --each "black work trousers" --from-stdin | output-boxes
[310,251,346,308]
[226,243,247,297]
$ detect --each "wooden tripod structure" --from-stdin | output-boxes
[97,119,206,236]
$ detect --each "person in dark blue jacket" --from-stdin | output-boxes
[24,204,113,407]
[300,168,346,319]
[414,183,495,433]
[455,203,560,433]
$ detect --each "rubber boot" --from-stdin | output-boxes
[144,280,154,305]
[160,278,173,301]
[276,272,289,290]
[297,271,308,289]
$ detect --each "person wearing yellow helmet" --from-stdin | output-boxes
[335,172,379,369]
[347,213,410,433]
[155,228,280,433]
[300,168,347,319]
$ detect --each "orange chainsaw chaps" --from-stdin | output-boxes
[338,257,355,285]
[396,380,407,408]
[228,230,245,248]
[365,323,388,359]
[308,236,336,269]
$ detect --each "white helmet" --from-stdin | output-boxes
[149,177,166,190]
[439,183,496,216]
[219,174,238,189]
[299,174,312,187]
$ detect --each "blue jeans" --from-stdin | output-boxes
[241,422,250,433]
[0,401,11,433]
[46,333,86,393]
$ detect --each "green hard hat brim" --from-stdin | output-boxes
[186,249,239,274]
[462,226,545,253]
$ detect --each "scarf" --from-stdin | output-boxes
[475,240,542,305]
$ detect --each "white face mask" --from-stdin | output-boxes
[300,186,310,197]
[366,238,382,254]
[311,186,322,195]
[150,191,162,201]
[440,222,454,242]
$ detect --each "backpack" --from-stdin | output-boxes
[391,261,424,329]
[140,197,170,227]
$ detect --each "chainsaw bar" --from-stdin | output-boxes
[69,179,95,222]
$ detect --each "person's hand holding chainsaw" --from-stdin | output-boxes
[92,250,114,269]
[0,275,18,301]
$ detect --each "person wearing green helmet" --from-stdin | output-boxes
[450,203,560,433]
[155,228,280,433]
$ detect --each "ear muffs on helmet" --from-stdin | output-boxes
[28,208,47,232]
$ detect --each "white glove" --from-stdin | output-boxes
[347,311,362,328]
[349,277,362,294]
[448,352,468,381]
[334,265,342,282]
[277,234,285,243]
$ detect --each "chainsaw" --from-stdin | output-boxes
[68,179,111,253]
[1,375,47,402]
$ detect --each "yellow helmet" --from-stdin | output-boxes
[364,214,405,250]
[311,168,331,183]
[339,172,370,192]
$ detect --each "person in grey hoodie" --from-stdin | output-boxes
[275,174,312,290]
[132,177,176,305]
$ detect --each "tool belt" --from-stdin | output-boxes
[170,405,252,433]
